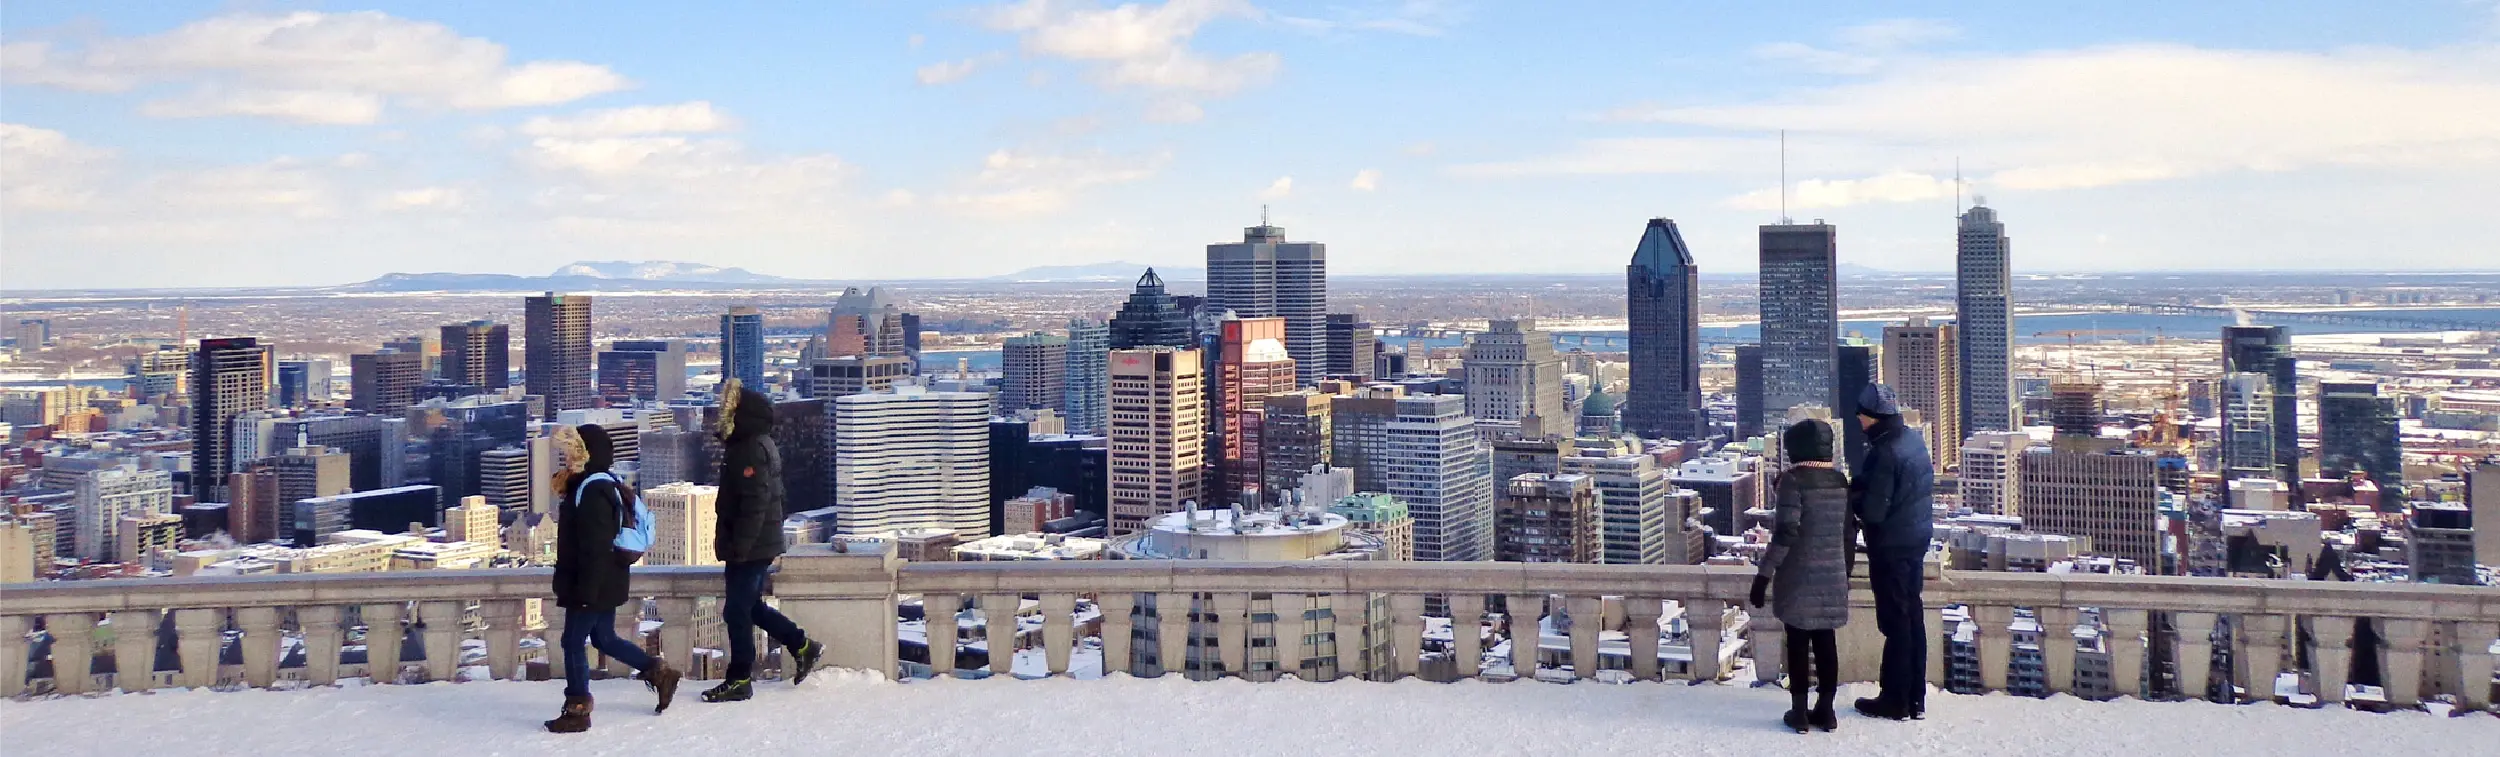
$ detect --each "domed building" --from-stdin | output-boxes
[1578,389,1621,436]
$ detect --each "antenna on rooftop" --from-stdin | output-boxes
[1954,157,1962,215]
[1778,130,1789,224]
[1261,204,1270,227]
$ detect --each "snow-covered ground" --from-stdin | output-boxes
[5,672,2494,757]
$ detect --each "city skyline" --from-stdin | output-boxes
[7,2,2500,290]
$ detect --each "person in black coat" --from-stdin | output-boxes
[1848,384,1935,721]
[1752,420,1852,733]
[700,381,823,703]
[546,424,679,733]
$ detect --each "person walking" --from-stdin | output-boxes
[1847,384,1935,721]
[1751,420,1852,733]
[701,380,824,703]
[545,424,680,733]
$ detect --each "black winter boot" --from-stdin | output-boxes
[701,679,754,703]
[789,640,824,685]
[543,695,593,733]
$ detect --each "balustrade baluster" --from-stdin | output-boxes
[2309,615,2355,706]
[1041,593,1076,677]
[924,594,961,677]
[237,607,282,688]
[111,610,159,692]
[1565,596,1601,680]
[2104,609,2150,700]
[0,615,29,697]
[46,613,96,695]
[1686,599,1726,683]
[2173,612,2218,702]
[2380,619,2427,709]
[1448,593,1487,682]
[1623,598,1662,683]
[1505,593,1542,682]
[2237,613,2287,704]
[1157,592,1191,679]
[297,606,343,687]
[419,601,463,683]
[1749,613,1785,685]
[1389,593,1425,682]
[1976,605,2014,694]
[1276,593,1309,680]
[1211,593,1250,680]
[172,608,222,689]
[653,598,695,679]
[1095,593,1135,678]
[480,601,523,682]
[2453,621,2496,712]
[363,603,405,685]
[1329,593,1367,681]
[979,594,1017,677]
[2040,606,2079,696]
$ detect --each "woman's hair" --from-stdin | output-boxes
[548,425,588,507]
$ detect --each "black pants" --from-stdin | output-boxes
[1785,628,1839,711]
[723,559,810,681]
[1868,551,1928,709]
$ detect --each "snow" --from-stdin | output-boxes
[6,673,2492,757]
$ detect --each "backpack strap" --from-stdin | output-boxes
[572,472,634,529]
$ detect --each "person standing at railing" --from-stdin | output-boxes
[1846,384,1934,721]
[1752,419,1851,733]
[546,424,683,733]
[702,380,825,703]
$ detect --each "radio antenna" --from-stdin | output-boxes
[1778,129,1789,224]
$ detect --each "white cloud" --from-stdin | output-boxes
[1834,19,1960,50]
[1753,18,1961,75]
[977,0,1279,94]
[1349,169,1381,191]
[1259,176,1294,199]
[1751,42,1880,75]
[1470,44,2500,207]
[378,187,468,211]
[0,11,629,123]
[520,102,738,138]
[0,123,113,212]
[1144,99,1206,123]
[917,53,1007,85]
[939,148,1165,216]
[1726,171,1954,210]
[909,34,928,50]
[1269,0,1465,36]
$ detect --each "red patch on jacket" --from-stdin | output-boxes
[742,466,756,478]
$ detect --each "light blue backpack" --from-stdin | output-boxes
[574,472,654,561]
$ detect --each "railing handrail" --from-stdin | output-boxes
[0,566,719,616]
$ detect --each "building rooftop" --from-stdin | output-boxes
[4,671,2485,757]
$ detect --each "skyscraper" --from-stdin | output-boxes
[1883,316,1961,469]
[2468,456,2498,570]
[193,337,273,500]
[1063,319,1111,435]
[833,386,993,539]
[805,355,914,399]
[274,446,353,537]
[1561,450,1690,565]
[75,466,174,562]
[1758,223,1839,434]
[2222,325,2299,485]
[1260,391,1333,502]
[641,483,720,566]
[1108,270,1195,350]
[1497,473,1599,563]
[1734,345,1764,439]
[275,359,331,407]
[1332,389,1494,562]
[596,339,688,404]
[1625,218,1705,440]
[2219,373,2276,483]
[1324,313,1376,382]
[1107,347,1206,535]
[2051,380,2103,439]
[1959,431,2029,515]
[1835,342,1878,469]
[525,293,594,414]
[1957,201,2015,436]
[721,307,766,392]
[349,350,422,416]
[1464,319,1568,438]
[2021,442,2161,572]
[441,320,511,390]
[2318,382,2401,492]
[1000,332,1070,414]
[1206,217,1327,385]
[1215,317,1296,506]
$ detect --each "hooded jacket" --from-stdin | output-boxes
[714,383,788,564]
[553,424,634,610]
[1848,411,1936,556]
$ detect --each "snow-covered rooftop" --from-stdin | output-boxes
[5,672,2490,757]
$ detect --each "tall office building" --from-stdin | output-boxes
[1562,450,1694,565]
[1107,347,1207,535]
[2407,503,2476,585]
[441,320,511,390]
[1000,332,1070,414]
[806,355,914,399]
[721,307,767,392]
[773,398,832,514]
[1260,391,1333,504]
[1324,313,1376,382]
[1206,217,1327,385]
[349,350,423,416]
[1332,389,1494,562]
[596,339,688,404]
[1109,270,1196,350]
[1734,345,1765,439]
[74,465,175,562]
[2318,382,2401,492]
[1214,317,1297,506]
[2469,457,2499,570]
[524,292,594,414]
[1464,319,1567,438]
[478,446,534,514]
[446,496,501,545]
[1957,202,2015,435]
[193,337,274,500]
[1063,319,1111,434]
[425,398,531,510]
[833,385,992,538]
[2051,380,2103,438]
[644,483,720,566]
[275,359,332,407]
[1625,218,1705,441]
[1884,316,1961,467]
[2222,325,2299,485]
[381,334,440,381]
[1759,223,1839,434]
[1673,454,1761,538]
[2021,442,2161,572]
[1836,342,1878,469]
[2219,373,2276,483]
[1959,431,2029,516]
[1497,473,1599,563]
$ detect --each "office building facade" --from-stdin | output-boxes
[1108,270,1195,350]
[1625,218,1706,440]
[1000,332,1070,414]
[524,292,595,413]
[833,387,993,538]
[1498,473,1599,563]
[1206,219,1327,385]
[597,339,688,404]
[1107,347,1207,535]
[1063,319,1111,434]
[1884,316,1961,464]
[1464,319,1567,438]
[1758,223,1839,435]
[2318,382,2401,492]
[1332,390,1494,562]
[1957,202,2015,434]
[194,337,274,500]
[441,320,511,391]
[721,307,767,392]
[2222,325,2299,485]
[1216,317,1297,506]
[1324,313,1376,382]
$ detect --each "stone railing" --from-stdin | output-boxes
[3,546,2496,712]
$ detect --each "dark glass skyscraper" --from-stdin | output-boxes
[1734,345,1764,439]
[1207,218,1326,385]
[1625,218,1704,440]
[525,292,594,413]
[1836,342,1877,470]
[2223,325,2299,485]
[721,307,766,391]
[441,320,511,390]
[2319,382,2401,493]
[1324,313,1376,382]
[1957,203,2014,436]
[597,339,687,404]
[1108,269,1194,349]
[1759,223,1839,433]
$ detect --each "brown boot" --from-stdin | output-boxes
[641,662,683,713]
[544,695,593,733]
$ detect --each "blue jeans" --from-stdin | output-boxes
[562,608,654,697]
[1866,552,1927,709]
[723,559,810,681]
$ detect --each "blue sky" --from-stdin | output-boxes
[5,1,2498,289]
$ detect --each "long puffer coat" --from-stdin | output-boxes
[1758,465,1852,630]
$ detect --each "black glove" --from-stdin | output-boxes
[1749,575,1771,609]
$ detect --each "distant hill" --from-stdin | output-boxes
[987,262,1204,282]
[550,260,788,283]
[343,260,803,292]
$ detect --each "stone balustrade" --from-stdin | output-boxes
[4,545,2496,713]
